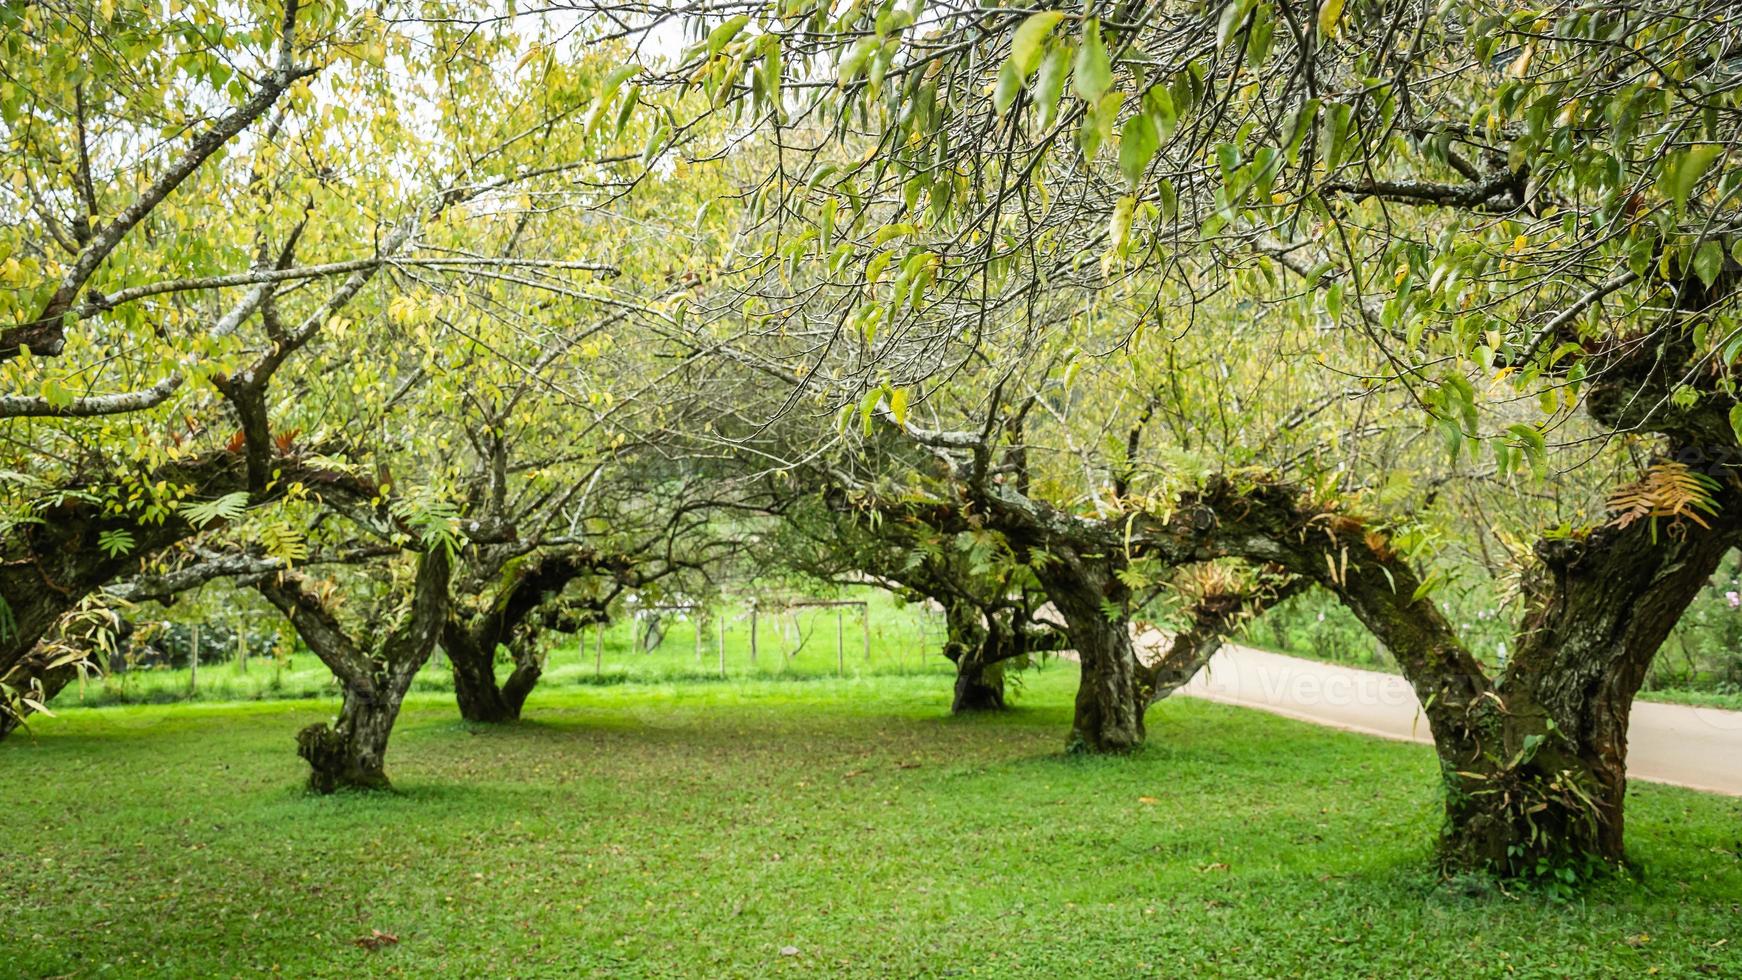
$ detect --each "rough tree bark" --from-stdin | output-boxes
[1033,547,1146,754]
[1438,512,1737,870]
[256,546,452,792]
[1187,473,1739,873]
[442,551,613,724]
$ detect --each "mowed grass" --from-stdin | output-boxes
[4,669,1740,978]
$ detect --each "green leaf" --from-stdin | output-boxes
[1142,84,1176,139]
[837,36,878,86]
[993,59,1023,114]
[874,223,917,245]
[1728,403,1742,444]
[1010,11,1064,78]
[1218,0,1254,51]
[1507,423,1547,480]
[1321,101,1353,169]
[1282,98,1319,164]
[1694,239,1724,290]
[1073,19,1112,102]
[39,377,72,409]
[706,15,750,56]
[640,123,669,167]
[98,528,135,558]
[1660,144,1721,216]
[1118,113,1160,186]
[1157,178,1177,220]
[177,491,250,529]
[1032,43,1071,130]
[1078,91,1122,159]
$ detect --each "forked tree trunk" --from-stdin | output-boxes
[448,634,546,723]
[446,629,515,724]
[259,547,452,793]
[1429,518,1734,874]
[1211,470,1739,875]
[442,550,607,724]
[297,677,408,793]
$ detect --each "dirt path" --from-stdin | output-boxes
[1127,634,1742,796]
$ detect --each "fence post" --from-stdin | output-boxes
[749,601,758,667]
[594,622,603,676]
[236,612,247,674]
[189,623,200,694]
[836,608,844,676]
[717,612,726,678]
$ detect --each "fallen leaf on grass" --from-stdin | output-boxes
[354,930,399,952]
[1138,796,1159,805]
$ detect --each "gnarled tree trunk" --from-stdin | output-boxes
[298,676,406,793]
[446,628,547,724]
[443,550,612,724]
[1433,513,1736,872]
[1197,472,1738,874]
[445,625,511,724]
[1038,553,1144,754]
[259,546,452,793]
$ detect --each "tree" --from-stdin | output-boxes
[256,542,454,792]
[0,4,656,732]
[770,491,1068,712]
[643,0,1742,872]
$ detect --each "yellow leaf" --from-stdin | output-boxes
[1318,0,1346,37]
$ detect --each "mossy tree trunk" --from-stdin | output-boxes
[1433,516,1735,872]
[1205,474,1739,874]
[1035,549,1145,754]
[257,546,452,793]
[443,551,612,724]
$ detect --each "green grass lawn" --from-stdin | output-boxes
[4,668,1740,978]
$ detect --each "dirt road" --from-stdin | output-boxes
[1145,638,1742,796]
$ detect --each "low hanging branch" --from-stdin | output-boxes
[1141,572,1306,706]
